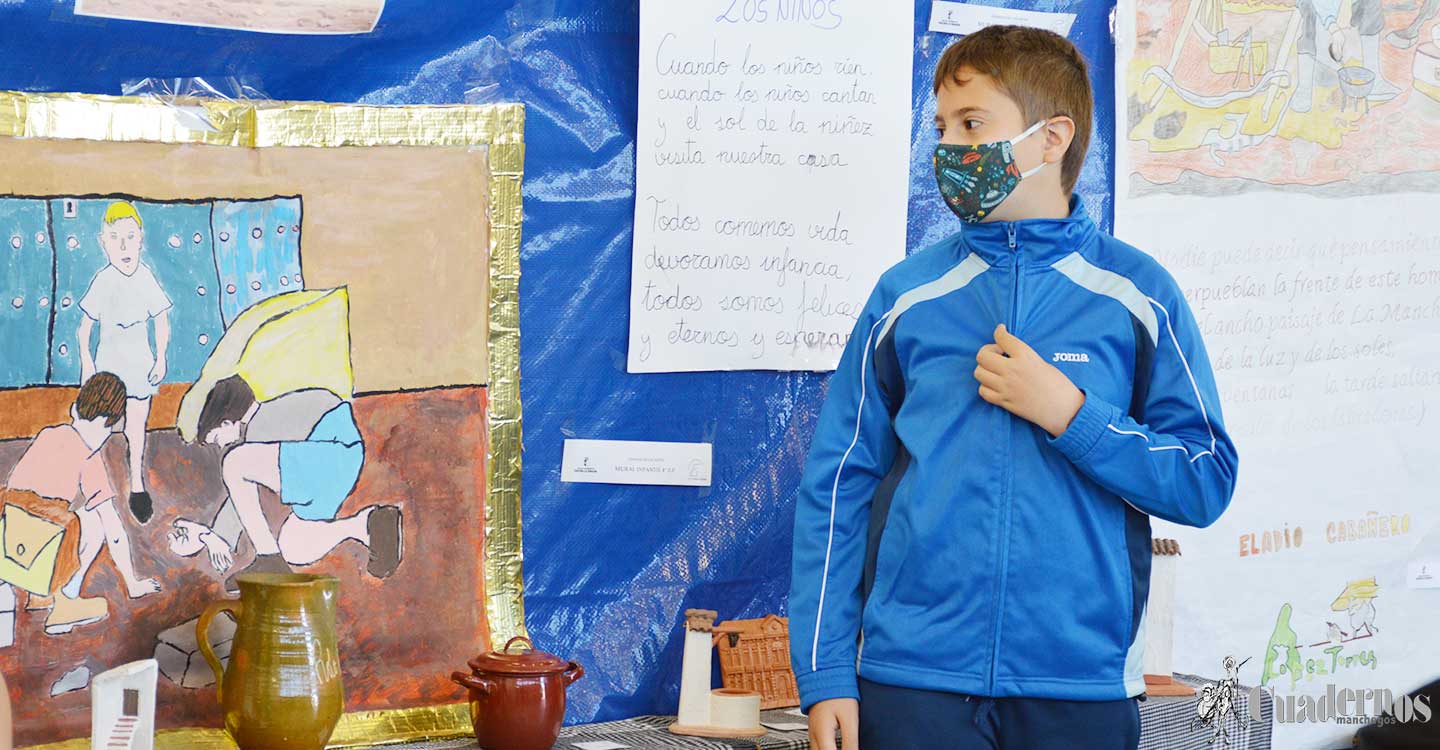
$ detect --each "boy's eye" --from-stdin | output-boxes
[964,119,982,130]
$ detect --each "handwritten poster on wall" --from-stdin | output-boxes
[629,0,913,372]
[1117,0,1440,746]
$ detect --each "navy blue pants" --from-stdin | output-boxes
[858,677,1141,750]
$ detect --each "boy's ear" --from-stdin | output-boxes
[1041,116,1077,165]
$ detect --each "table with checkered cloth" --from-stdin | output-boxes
[367,709,810,750]
[375,675,1271,749]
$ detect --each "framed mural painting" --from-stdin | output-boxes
[0,91,525,746]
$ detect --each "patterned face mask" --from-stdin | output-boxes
[934,120,1048,223]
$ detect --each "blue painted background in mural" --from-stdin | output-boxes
[212,198,304,326]
[0,199,54,388]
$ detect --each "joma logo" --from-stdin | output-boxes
[1053,352,1090,363]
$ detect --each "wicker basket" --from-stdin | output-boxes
[713,615,800,709]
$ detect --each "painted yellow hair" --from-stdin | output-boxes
[102,200,143,228]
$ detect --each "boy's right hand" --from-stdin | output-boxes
[808,698,859,750]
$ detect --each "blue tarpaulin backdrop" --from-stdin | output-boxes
[0,0,1116,724]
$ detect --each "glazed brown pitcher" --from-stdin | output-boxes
[197,573,344,750]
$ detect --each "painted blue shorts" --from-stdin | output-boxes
[277,403,364,521]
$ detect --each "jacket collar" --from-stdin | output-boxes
[956,195,1098,266]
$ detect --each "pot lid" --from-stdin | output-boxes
[468,636,569,675]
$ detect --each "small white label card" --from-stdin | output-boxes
[1408,558,1440,589]
[572,742,630,750]
[562,439,713,487]
[929,1,1076,36]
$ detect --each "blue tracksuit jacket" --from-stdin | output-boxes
[788,196,1239,710]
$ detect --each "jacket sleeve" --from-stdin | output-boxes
[789,288,899,711]
[1046,286,1239,528]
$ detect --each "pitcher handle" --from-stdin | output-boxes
[562,661,585,686]
[197,599,242,704]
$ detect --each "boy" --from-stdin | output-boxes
[789,27,1239,750]
[78,201,172,525]
[172,375,402,593]
[0,372,160,638]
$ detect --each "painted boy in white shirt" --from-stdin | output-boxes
[78,201,171,525]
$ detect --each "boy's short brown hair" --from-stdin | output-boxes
[76,372,127,427]
[195,374,257,443]
[933,25,1093,194]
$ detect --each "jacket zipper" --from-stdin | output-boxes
[989,222,1021,693]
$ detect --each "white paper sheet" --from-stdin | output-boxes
[74,0,384,35]
[629,0,913,372]
[1407,560,1440,590]
[928,1,1076,37]
[561,439,713,487]
[1115,1,1440,746]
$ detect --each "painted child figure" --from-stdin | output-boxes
[78,201,171,525]
[789,26,1239,750]
[0,373,161,639]
[169,375,403,592]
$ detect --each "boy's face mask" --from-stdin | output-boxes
[934,120,1048,223]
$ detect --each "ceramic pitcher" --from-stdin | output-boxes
[197,573,344,750]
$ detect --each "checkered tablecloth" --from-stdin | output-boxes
[378,676,1271,750]
[550,710,811,750]
[371,709,810,750]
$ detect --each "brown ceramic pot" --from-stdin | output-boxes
[198,573,344,750]
[451,636,584,750]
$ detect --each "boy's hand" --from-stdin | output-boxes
[975,324,1086,438]
[201,531,234,572]
[808,698,858,750]
[148,358,167,385]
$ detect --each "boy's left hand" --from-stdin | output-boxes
[148,359,167,385]
[975,324,1086,438]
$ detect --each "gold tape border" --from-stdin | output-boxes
[1,91,525,748]
[26,704,474,750]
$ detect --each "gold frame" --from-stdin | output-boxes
[1,91,527,748]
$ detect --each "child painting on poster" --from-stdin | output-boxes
[0,373,161,642]
[77,201,172,526]
[168,375,403,592]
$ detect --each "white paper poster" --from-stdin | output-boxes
[75,0,384,34]
[1116,1,1440,746]
[630,0,913,373]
